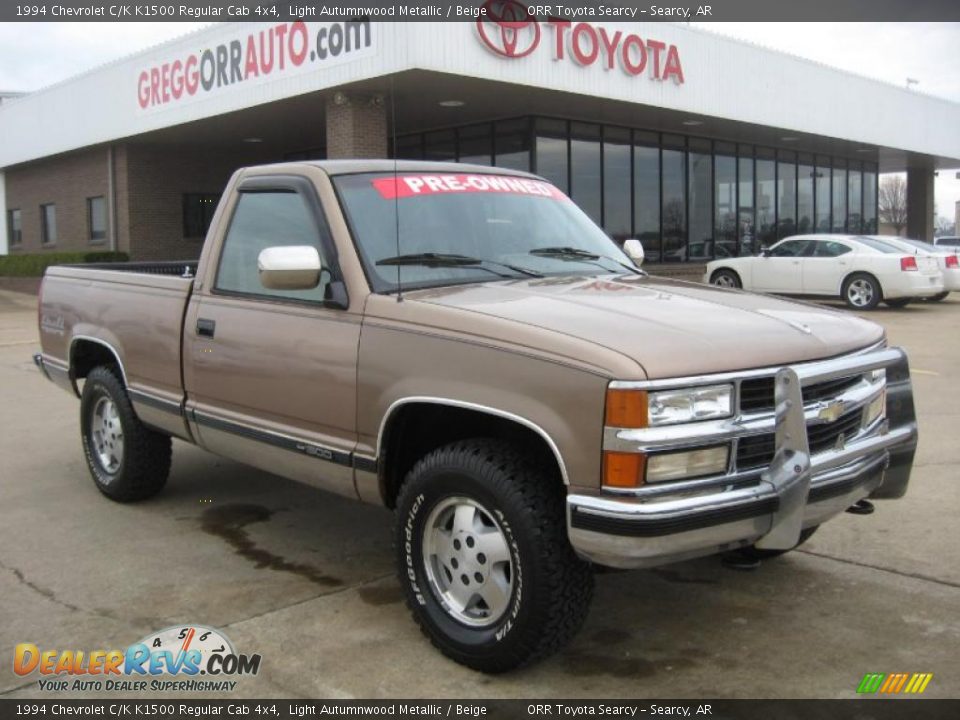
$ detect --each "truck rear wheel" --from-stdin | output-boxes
[394,439,593,673]
[80,366,171,502]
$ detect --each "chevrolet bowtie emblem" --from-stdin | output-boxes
[817,400,845,423]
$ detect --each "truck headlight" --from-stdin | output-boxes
[605,384,734,428]
[646,446,730,483]
[648,384,733,427]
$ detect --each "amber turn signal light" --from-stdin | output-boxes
[602,451,646,488]
[605,388,648,428]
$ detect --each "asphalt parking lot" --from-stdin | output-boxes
[1,287,958,700]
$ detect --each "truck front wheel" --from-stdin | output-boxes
[394,439,593,673]
[80,366,172,502]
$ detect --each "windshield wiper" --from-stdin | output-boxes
[376,253,543,278]
[530,246,642,275]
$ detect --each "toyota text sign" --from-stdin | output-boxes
[477,0,685,83]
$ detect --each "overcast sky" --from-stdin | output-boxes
[1,21,958,223]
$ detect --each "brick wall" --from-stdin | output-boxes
[5,147,110,253]
[325,93,387,159]
[124,143,274,261]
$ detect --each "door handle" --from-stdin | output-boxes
[196,318,216,338]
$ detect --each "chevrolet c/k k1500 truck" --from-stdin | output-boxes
[35,161,917,672]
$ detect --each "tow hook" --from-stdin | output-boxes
[846,499,875,515]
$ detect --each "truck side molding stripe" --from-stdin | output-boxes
[375,396,570,485]
[128,389,183,415]
[192,410,372,471]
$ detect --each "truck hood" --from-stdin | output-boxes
[403,275,885,379]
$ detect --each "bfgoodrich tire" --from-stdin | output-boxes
[80,366,172,502]
[842,273,882,310]
[395,439,594,673]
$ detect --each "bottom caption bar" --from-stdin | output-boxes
[2,701,959,720]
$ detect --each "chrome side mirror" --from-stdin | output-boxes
[622,239,645,267]
[258,246,322,291]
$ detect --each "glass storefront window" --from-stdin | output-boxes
[634,144,660,257]
[395,135,423,160]
[863,171,878,233]
[570,122,602,225]
[458,124,492,165]
[738,156,754,255]
[662,149,686,263]
[776,160,796,240]
[603,127,632,243]
[535,118,568,193]
[424,129,456,161]
[688,151,713,260]
[756,158,776,249]
[494,118,530,172]
[392,117,875,265]
[847,169,862,233]
[797,163,814,234]
[832,161,847,232]
[715,154,737,259]
[815,160,831,233]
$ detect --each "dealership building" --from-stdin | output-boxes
[2,15,960,273]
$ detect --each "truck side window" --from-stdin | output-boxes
[215,191,329,302]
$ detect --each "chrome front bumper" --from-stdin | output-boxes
[567,346,918,569]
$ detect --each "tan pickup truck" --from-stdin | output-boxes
[35,160,917,672]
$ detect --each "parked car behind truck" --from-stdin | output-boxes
[35,161,918,672]
[705,234,944,309]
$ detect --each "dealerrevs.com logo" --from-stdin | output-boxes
[13,625,261,693]
[476,0,685,83]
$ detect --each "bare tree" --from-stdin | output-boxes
[878,176,908,235]
[935,216,955,237]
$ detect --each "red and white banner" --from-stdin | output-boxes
[372,174,567,200]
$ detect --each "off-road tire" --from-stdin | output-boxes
[394,439,594,673]
[738,525,819,561]
[80,366,172,502]
[884,298,912,309]
[842,273,882,310]
[710,269,742,289]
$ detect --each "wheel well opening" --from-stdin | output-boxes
[379,403,561,508]
[711,268,739,282]
[71,341,122,383]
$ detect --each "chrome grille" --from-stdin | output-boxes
[736,408,864,471]
[739,374,863,413]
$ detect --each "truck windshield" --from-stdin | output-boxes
[333,172,636,292]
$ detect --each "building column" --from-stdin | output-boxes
[325,91,387,160]
[906,166,935,241]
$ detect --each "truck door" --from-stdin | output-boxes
[183,175,361,499]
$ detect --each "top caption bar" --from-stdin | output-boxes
[4,0,960,22]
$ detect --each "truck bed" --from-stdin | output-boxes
[37,262,195,438]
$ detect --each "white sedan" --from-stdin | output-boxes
[872,235,960,302]
[704,234,944,310]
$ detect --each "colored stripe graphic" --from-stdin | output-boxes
[858,672,933,694]
[857,673,885,693]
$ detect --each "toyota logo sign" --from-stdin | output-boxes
[476,0,541,58]
[475,2,685,84]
